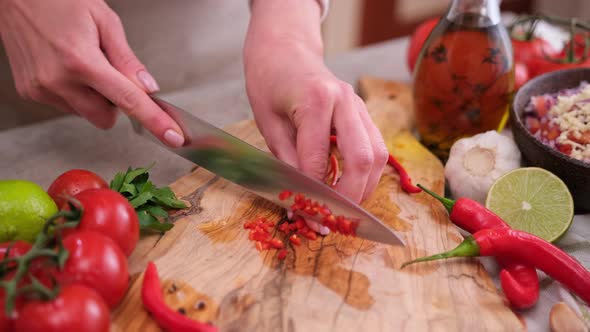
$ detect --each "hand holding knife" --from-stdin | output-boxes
[130,97,404,246]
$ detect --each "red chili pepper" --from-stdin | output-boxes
[278,190,293,201]
[289,234,301,246]
[402,228,590,306]
[386,154,422,194]
[418,185,539,309]
[269,238,285,249]
[277,249,287,260]
[498,260,540,308]
[322,214,337,232]
[327,153,339,187]
[328,135,421,194]
[304,230,317,240]
[141,262,217,332]
[329,135,338,145]
[294,193,304,204]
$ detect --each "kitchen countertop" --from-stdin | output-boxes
[1,37,589,331]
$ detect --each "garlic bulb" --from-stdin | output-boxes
[444,130,521,204]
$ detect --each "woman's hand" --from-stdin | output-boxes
[0,0,184,147]
[245,0,388,203]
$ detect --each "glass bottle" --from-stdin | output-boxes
[413,0,514,161]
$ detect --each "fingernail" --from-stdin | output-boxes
[137,70,160,93]
[164,129,184,148]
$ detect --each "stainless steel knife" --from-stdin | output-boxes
[130,97,404,246]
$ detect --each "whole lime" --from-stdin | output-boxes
[0,180,58,243]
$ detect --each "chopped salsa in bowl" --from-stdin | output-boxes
[524,81,590,163]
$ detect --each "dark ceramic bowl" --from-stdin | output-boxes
[511,68,590,212]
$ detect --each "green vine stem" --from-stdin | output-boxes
[0,231,59,313]
[509,14,590,33]
[568,18,577,63]
[508,14,590,64]
[0,201,83,314]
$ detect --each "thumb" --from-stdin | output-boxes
[95,8,160,93]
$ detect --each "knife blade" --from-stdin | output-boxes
[130,97,404,246]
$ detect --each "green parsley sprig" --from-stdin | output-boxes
[110,164,186,232]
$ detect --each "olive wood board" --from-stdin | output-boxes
[111,77,523,331]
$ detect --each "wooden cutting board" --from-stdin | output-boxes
[112,77,523,331]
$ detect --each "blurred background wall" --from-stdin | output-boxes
[322,0,590,55]
[1,0,588,130]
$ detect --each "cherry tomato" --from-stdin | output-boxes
[57,231,129,308]
[511,37,557,64]
[0,242,55,331]
[407,18,439,73]
[0,286,27,332]
[63,188,139,256]
[0,291,13,332]
[47,169,108,208]
[13,284,109,332]
[514,62,529,90]
[0,240,48,291]
[0,241,48,286]
[0,241,32,265]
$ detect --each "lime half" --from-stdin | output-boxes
[485,167,574,243]
[0,180,58,243]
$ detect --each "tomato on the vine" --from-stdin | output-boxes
[561,32,590,59]
[521,33,590,78]
[514,62,529,90]
[511,37,557,64]
[63,188,139,256]
[47,169,108,208]
[13,284,110,332]
[1,268,28,332]
[0,241,32,265]
[0,241,48,285]
[407,18,439,73]
[0,291,14,332]
[528,55,590,78]
[57,231,129,308]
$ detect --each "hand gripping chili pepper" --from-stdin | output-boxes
[418,184,539,309]
[402,228,590,306]
[329,135,421,194]
[141,262,217,332]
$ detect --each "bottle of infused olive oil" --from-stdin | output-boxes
[413,0,514,160]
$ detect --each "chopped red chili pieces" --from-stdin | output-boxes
[305,230,317,240]
[278,190,293,201]
[321,214,337,232]
[289,234,301,246]
[277,249,287,260]
[294,193,305,204]
[287,192,359,236]
[269,238,285,249]
[245,187,363,259]
[317,204,331,216]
